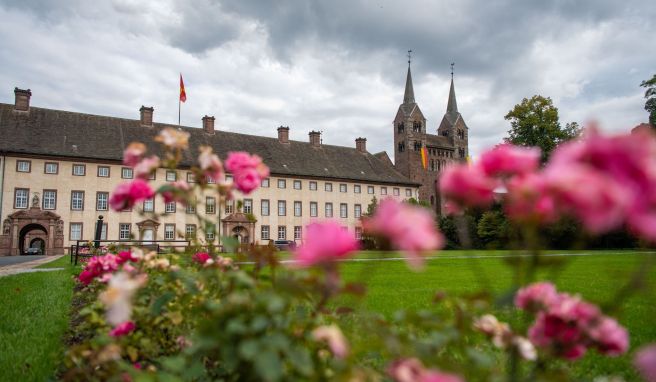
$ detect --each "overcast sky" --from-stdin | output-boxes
[1,0,654,158]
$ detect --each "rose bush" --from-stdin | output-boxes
[61,126,655,381]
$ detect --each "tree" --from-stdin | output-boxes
[640,74,656,125]
[504,95,580,162]
[476,210,509,249]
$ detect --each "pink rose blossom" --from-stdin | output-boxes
[421,371,465,382]
[479,144,541,177]
[292,221,359,267]
[198,146,224,182]
[109,180,155,211]
[515,282,559,312]
[388,358,463,382]
[109,321,136,337]
[312,324,349,359]
[155,127,189,150]
[364,198,443,269]
[440,164,497,211]
[192,252,212,265]
[224,152,270,194]
[134,156,160,180]
[123,142,146,167]
[588,317,629,356]
[78,255,120,285]
[117,251,138,265]
[505,174,557,224]
[634,344,656,382]
[528,312,586,360]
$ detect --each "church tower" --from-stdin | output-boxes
[437,68,469,161]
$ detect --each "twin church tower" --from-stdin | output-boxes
[392,56,469,213]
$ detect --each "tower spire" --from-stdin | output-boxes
[403,50,415,104]
[446,63,458,113]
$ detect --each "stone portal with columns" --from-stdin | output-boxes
[222,212,256,245]
[0,199,65,256]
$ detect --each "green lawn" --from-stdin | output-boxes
[0,256,76,382]
[338,250,656,380]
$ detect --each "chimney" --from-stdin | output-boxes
[140,106,154,126]
[202,115,215,134]
[355,137,367,153]
[14,88,31,112]
[277,125,289,143]
[309,130,321,147]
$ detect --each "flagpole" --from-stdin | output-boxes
[178,98,181,127]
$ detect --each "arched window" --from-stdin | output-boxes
[413,141,421,151]
[397,122,405,133]
[413,121,422,132]
[457,129,465,139]
[442,130,449,137]
[398,142,405,152]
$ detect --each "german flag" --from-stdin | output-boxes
[420,145,428,169]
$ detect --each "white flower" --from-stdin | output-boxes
[99,272,147,325]
[514,336,537,361]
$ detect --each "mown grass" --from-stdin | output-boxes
[0,256,75,382]
[337,250,656,380]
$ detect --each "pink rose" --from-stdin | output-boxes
[123,142,146,167]
[224,152,270,194]
[134,156,160,180]
[479,144,541,177]
[364,198,443,269]
[292,221,359,267]
[440,164,497,211]
[515,282,559,312]
[634,344,656,382]
[588,317,629,356]
[192,252,212,264]
[388,358,463,382]
[78,255,120,285]
[234,168,261,194]
[116,251,138,265]
[160,180,191,205]
[109,180,155,211]
[312,325,349,359]
[505,173,556,224]
[109,321,136,337]
[198,146,224,182]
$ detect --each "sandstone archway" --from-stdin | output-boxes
[0,202,64,256]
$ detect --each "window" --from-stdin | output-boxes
[70,223,83,241]
[261,199,270,216]
[185,224,196,239]
[164,224,176,240]
[277,226,286,240]
[16,160,31,172]
[186,199,196,214]
[393,188,400,196]
[406,188,412,197]
[14,188,29,209]
[205,224,215,240]
[355,227,362,240]
[243,199,253,214]
[72,164,86,176]
[187,172,195,183]
[71,191,84,211]
[398,142,405,152]
[261,225,270,240]
[143,198,154,212]
[278,179,286,189]
[96,192,109,211]
[381,187,388,195]
[166,171,177,182]
[368,186,374,194]
[119,224,131,240]
[165,201,176,213]
[354,185,361,194]
[413,121,422,132]
[100,223,108,240]
[121,167,133,179]
[325,183,333,192]
[98,166,110,177]
[42,190,57,210]
[44,162,58,174]
[294,201,302,217]
[354,204,362,218]
[206,197,216,214]
[413,141,421,151]
[226,174,233,183]
[309,181,317,191]
[261,178,270,188]
[310,202,318,217]
[278,200,286,216]
[397,122,405,133]
[293,180,302,190]
[339,184,347,193]
[225,200,234,214]
[294,226,302,240]
[325,202,333,218]
[340,203,348,218]
[207,175,216,184]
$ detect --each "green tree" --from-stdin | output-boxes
[364,196,378,217]
[640,74,656,125]
[476,210,509,249]
[504,95,580,162]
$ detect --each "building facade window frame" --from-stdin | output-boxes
[381,187,387,195]
[309,181,317,191]
[243,199,253,214]
[71,190,85,211]
[261,199,270,216]
[185,224,197,240]
[96,192,109,211]
[166,170,177,182]
[164,224,176,240]
[72,164,86,176]
[206,197,216,214]
[42,189,57,210]
[121,167,133,179]
[165,201,176,214]
[261,178,270,188]
[278,200,286,216]
[310,201,318,217]
[261,225,270,240]
[367,186,374,194]
[325,183,333,192]
[294,226,302,240]
[278,179,286,189]
[143,197,154,212]
[97,166,110,177]
[44,162,59,174]
[325,202,333,218]
[354,204,362,218]
[277,226,286,240]
[16,160,31,173]
[293,180,302,190]
[119,223,131,240]
[14,188,29,209]
[294,201,302,217]
[70,222,83,241]
[340,203,348,218]
[354,185,361,193]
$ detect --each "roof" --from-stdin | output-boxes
[426,135,455,149]
[0,103,419,186]
[403,65,415,104]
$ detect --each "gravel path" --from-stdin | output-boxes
[0,255,66,278]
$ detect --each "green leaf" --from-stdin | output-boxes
[254,349,283,382]
[238,339,260,360]
[151,291,175,315]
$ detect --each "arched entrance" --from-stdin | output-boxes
[20,223,48,255]
[222,212,256,247]
[231,225,249,244]
[30,238,46,253]
[0,193,65,256]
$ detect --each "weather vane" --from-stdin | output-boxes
[451,62,455,79]
[408,50,412,66]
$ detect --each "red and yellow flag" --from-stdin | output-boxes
[420,146,428,169]
[179,74,187,103]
